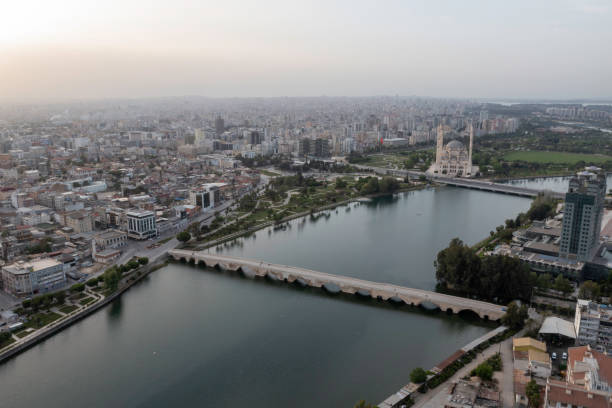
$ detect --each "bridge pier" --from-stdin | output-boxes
[167,250,505,321]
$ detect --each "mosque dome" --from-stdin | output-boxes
[445,140,465,150]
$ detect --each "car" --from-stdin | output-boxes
[562,352,568,360]
[552,352,557,360]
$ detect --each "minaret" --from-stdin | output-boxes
[468,121,474,168]
[436,124,444,167]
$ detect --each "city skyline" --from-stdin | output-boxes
[1,0,612,102]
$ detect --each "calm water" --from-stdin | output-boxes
[0,185,535,407]
[501,174,612,194]
[219,186,531,289]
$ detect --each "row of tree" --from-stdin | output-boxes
[355,176,400,195]
[435,238,532,303]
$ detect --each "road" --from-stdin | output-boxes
[414,328,524,408]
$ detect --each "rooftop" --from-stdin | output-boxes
[3,258,62,275]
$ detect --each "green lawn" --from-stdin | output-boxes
[25,312,62,329]
[59,304,79,314]
[259,169,280,177]
[0,336,16,350]
[79,297,95,306]
[15,328,35,338]
[503,151,611,164]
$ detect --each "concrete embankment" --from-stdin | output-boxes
[0,260,168,365]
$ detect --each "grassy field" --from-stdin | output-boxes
[59,304,79,314]
[259,169,281,177]
[79,297,95,306]
[25,312,62,330]
[503,151,611,164]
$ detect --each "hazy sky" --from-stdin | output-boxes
[1,0,611,101]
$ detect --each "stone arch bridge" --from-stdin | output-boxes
[168,250,506,321]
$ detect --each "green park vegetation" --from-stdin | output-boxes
[259,169,280,177]
[502,151,612,164]
[470,353,502,381]
[501,302,529,330]
[436,238,532,303]
[526,379,541,408]
[191,174,415,245]
[472,124,612,178]
[418,327,518,392]
[20,291,67,314]
[0,331,15,349]
[24,311,62,330]
[176,230,191,242]
[59,304,79,314]
[410,367,428,383]
[347,149,434,171]
[79,297,95,306]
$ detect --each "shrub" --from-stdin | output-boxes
[70,283,85,292]
[410,367,427,383]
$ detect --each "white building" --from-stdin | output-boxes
[126,210,157,240]
[427,123,478,178]
[574,299,612,353]
[1,258,65,296]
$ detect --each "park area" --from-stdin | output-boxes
[503,151,612,164]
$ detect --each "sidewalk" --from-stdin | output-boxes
[414,329,524,408]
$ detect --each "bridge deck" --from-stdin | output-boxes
[168,250,506,320]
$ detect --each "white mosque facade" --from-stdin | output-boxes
[427,124,478,178]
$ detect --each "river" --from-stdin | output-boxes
[0,184,538,407]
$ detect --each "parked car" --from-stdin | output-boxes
[552,352,557,360]
[562,352,568,360]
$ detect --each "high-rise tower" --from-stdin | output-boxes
[559,167,607,261]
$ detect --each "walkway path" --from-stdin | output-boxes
[169,251,507,320]
[414,328,524,408]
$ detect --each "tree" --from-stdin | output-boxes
[410,367,427,383]
[472,362,493,381]
[526,379,541,408]
[176,231,191,243]
[536,273,552,290]
[527,195,555,221]
[553,275,573,296]
[360,177,380,194]
[501,301,528,330]
[379,176,400,193]
[138,257,149,265]
[54,291,66,305]
[579,280,601,300]
[335,178,347,189]
[435,238,482,296]
[70,283,85,292]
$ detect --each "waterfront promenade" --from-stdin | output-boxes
[168,251,507,320]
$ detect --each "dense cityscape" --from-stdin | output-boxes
[2,1,612,408]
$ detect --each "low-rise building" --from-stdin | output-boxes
[444,379,500,408]
[543,345,612,407]
[575,299,612,353]
[65,211,93,234]
[93,229,127,250]
[1,258,65,296]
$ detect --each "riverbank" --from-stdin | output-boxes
[190,183,429,251]
[0,259,168,365]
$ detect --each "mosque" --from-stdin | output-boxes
[427,123,478,177]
